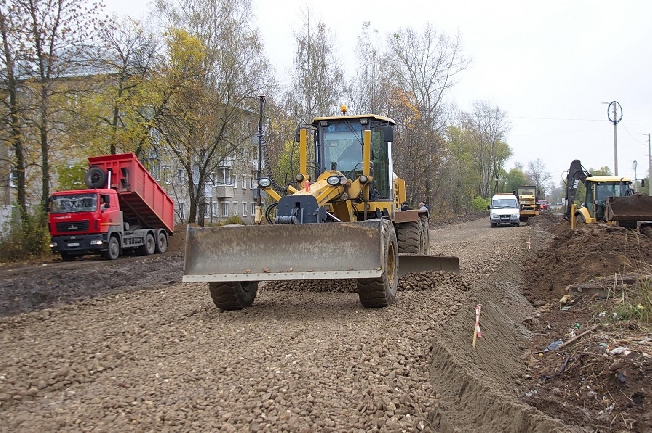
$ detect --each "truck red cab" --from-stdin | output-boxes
[48,153,174,261]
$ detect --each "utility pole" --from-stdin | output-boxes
[605,101,623,175]
[647,133,652,191]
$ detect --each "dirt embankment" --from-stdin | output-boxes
[0,214,650,432]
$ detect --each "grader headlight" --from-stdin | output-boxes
[326,175,341,186]
[258,178,272,188]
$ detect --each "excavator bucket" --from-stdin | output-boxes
[183,221,459,283]
[606,195,652,222]
[183,221,389,282]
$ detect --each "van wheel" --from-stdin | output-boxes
[103,235,120,260]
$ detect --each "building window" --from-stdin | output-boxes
[204,202,210,218]
[163,166,170,184]
[233,202,239,216]
[251,203,257,216]
[250,174,256,189]
[221,202,229,217]
[179,202,185,220]
[216,168,232,185]
[242,202,248,216]
[212,201,218,218]
[177,169,184,185]
[9,170,17,188]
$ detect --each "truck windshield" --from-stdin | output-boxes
[492,198,518,208]
[50,193,98,213]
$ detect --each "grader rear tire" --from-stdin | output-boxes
[397,221,421,254]
[209,281,258,310]
[357,220,398,308]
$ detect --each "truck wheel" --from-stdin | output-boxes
[103,235,120,260]
[60,252,76,262]
[208,281,258,310]
[85,166,107,189]
[357,220,398,308]
[396,221,420,254]
[140,232,156,255]
[155,231,168,254]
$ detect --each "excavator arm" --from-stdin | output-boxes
[564,159,591,220]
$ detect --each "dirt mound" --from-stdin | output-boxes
[521,216,652,431]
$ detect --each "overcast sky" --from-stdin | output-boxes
[105,0,652,187]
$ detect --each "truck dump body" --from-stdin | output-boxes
[88,154,174,234]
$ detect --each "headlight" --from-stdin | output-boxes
[90,239,103,245]
[295,173,304,182]
[258,178,271,188]
[326,175,341,186]
[358,175,368,184]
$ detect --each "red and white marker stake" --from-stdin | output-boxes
[473,304,482,348]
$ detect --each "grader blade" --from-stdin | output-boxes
[183,221,388,283]
[606,195,652,222]
[398,254,460,276]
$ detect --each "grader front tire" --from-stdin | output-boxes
[357,220,399,308]
[209,281,259,311]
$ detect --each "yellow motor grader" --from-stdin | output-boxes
[183,112,459,310]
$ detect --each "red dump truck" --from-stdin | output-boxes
[48,153,174,261]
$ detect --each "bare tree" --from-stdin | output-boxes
[17,0,104,210]
[526,158,551,197]
[462,101,512,198]
[384,24,470,206]
[94,16,161,156]
[153,0,270,225]
[0,3,27,219]
[290,8,344,122]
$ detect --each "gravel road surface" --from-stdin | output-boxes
[0,218,572,432]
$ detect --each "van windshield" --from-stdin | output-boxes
[492,198,518,208]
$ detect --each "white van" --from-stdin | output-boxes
[489,193,520,227]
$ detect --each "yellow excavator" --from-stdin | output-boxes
[564,159,652,229]
[183,112,459,310]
